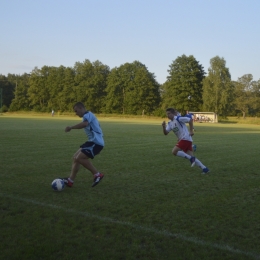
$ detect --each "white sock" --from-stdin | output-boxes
[195,159,206,169]
[176,151,191,160]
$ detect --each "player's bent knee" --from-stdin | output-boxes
[172,150,177,156]
[75,152,89,162]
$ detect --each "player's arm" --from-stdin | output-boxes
[65,121,88,132]
[162,121,169,135]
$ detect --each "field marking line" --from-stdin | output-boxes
[1,193,259,260]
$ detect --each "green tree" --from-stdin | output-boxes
[45,65,68,112]
[27,66,76,112]
[233,75,260,117]
[105,61,160,115]
[59,67,77,111]
[203,56,234,117]
[0,74,16,110]
[9,73,31,111]
[233,74,254,118]
[162,55,205,113]
[74,60,110,113]
[249,79,260,115]
[28,66,51,111]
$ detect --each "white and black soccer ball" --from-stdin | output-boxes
[51,179,65,191]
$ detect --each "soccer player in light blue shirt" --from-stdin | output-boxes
[60,102,105,187]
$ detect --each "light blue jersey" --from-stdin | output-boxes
[82,111,104,146]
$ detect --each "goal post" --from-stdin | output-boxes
[189,112,218,123]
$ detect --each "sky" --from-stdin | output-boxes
[1,0,260,84]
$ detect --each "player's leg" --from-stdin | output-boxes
[75,152,104,187]
[77,142,104,187]
[172,145,182,155]
[60,149,82,187]
[172,141,196,167]
[186,150,210,173]
[74,151,98,175]
[69,149,82,180]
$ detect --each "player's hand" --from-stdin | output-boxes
[190,130,194,136]
[162,121,166,127]
[65,126,71,132]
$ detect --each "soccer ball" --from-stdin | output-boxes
[51,179,65,191]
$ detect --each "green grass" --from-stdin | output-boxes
[0,115,260,260]
[220,116,260,125]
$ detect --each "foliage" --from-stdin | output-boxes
[1,104,8,112]
[1,57,260,117]
[233,74,254,118]
[104,61,161,115]
[202,56,234,117]
[234,74,260,118]
[28,66,50,109]
[0,75,16,107]
[162,55,205,113]
[74,60,110,113]
[25,60,110,113]
[8,73,30,111]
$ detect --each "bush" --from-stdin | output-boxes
[8,103,18,112]
[152,108,166,117]
[40,107,48,112]
[33,105,41,112]
[1,105,8,112]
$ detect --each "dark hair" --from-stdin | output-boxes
[166,108,177,114]
[73,102,85,109]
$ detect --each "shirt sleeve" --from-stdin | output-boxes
[175,116,191,123]
[83,112,92,123]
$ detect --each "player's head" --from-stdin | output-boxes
[166,108,177,120]
[73,102,86,117]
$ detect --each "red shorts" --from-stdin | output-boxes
[176,140,192,153]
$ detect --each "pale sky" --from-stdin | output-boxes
[1,0,260,84]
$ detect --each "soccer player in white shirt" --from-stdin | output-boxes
[162,108,209,174]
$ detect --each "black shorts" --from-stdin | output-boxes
[80,142,103,159]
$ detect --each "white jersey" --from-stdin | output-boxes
[165,116,193,142]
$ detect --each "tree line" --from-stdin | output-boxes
[1,55,260,118]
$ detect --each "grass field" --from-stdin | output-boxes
[0,114,260,260]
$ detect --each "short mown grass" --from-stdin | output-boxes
[0,115,260,260]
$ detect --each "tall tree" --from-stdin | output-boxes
[26,66,76,112]
[162,55,205,113]
[28,66,51,111]
[45,65,67,112]
[203,56,234,117]
[250,79,260,115]
[9,73,30,111]
[105,61,160,115]
[74,60,110,113]
[0,74,16,110]
[59,67,77,111]
[233,74,253,118]
[233,75,260,117]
